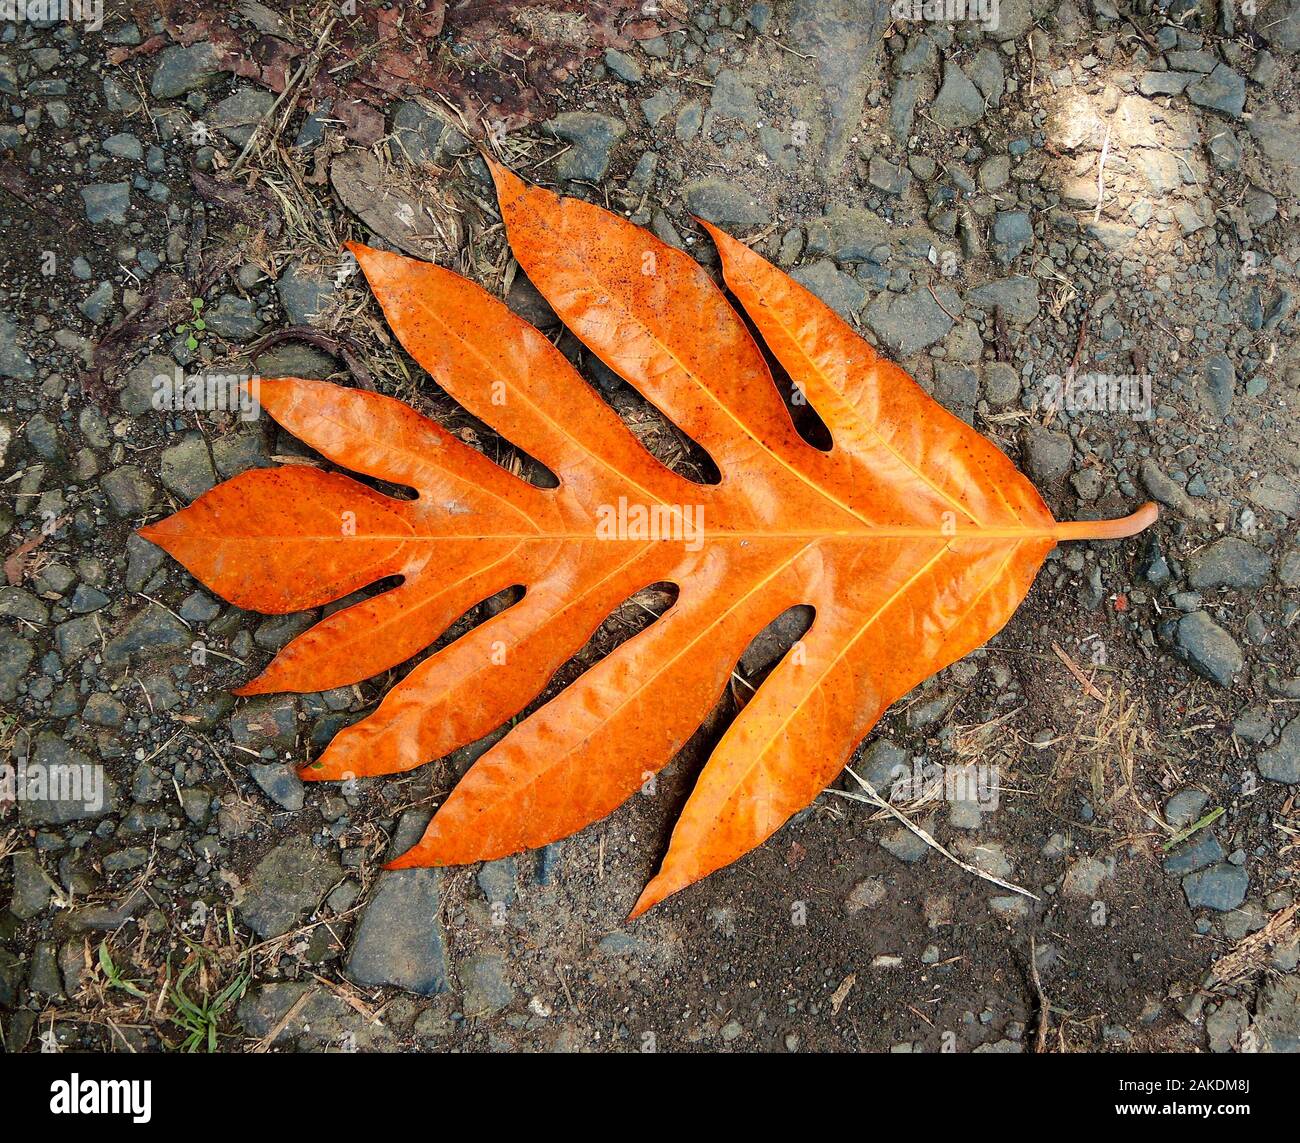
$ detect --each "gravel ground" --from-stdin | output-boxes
[1,0,1298,1054]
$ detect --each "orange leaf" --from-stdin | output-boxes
[140,161,1157,918]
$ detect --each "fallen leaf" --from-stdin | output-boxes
[139,161,1157,917]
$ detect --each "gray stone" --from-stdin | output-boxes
[888,75,924,145]
[79,281,114,324]
[125,532,165,591]
[0,587,47,625]
[987,0,1032,41]
[84,693,126,728]
[237,982,342,1045]
[102,131,143,160]
[160,433,217,500]
[1187,64,1247,118]
[1252,973,1300,1053]
[545,112,625,182]
[786,0,889,165]
[932,363,978,425]
[104,605,190,665]
[895,35,935,75]
[29,942,62,997]
[54,617,98,663]
[1140,458,1211,521]
[1087,220,1137,251]
[476,857,517,905]
[1021,426,1072,485]
[1187,537,1271,590]
[1257,0,1300,51]
[1200,353,1236,418]
[991,211,1033,265]
[604,48,644,84]
[1139,71,1195,96]
[101,465,155,517]
[804,207,891,262]
[1061,857,1115,898]
[230,696,299,752]
[710,69,759,122]
[963,276,1040,323]
[990,895,1030,920]
[845,876,886,914]
[675,101,703,142]
[1162,831,1224,875]
[390,101,445,163]
[968,48,1005,105]
[932,61,984,129]
[150,42,223,99]
[1206,997,1250,1052]
[460,952,514,1016]
[641,88,679,128]
[205,294,264,341]
[247,762,305,811]
[347,864,448,995]
[856,738,908,794]
[973,1038,1023,1053]
[864,286,959,356]
[1165,788,1209,829]
[1182,863,1248,912]
[10,851,52,918]
[881,824,930,863]
[1071,469,1103,502]
[0,630,34,703]
[1247,472,1298,519]
[80,182,130,225]
[868,155,911,196]
[1167,50,1218,73]
[978,154,1011,193]
[790,260,866,319]
[681,177,767,226]
[237,837,341,938]
[1174,199,1210,235]
[1222,900,1267,942]
[1280,546,1300,587]
[1258,719,1300,784]
[252,343,338,379]
[275,261,337,326]
[1174,612,1243,687]
[345,809,449,994]
[0,312,35,380]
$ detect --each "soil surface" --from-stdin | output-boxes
[1,0,1298,1054]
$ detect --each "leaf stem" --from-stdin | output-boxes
[1053,501,1158,541]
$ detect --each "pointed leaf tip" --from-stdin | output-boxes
[485,157,527,207]
[383,852,421,872]
[628,872,676,919]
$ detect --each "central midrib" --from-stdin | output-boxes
[199,526,1064,541]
